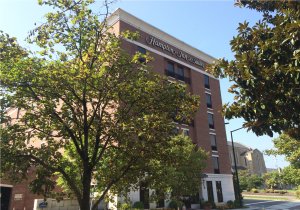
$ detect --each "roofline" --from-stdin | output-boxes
[108,8,217,65]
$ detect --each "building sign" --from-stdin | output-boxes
[146,36,205,69]
[39,201,48,208]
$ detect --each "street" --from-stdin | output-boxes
[241,199,300,210]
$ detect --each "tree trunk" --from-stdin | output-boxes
[80,166,92,210]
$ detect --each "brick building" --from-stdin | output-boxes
[0,8,235,210]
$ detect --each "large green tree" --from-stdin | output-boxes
[208,0,300,137]
[238,170,264,191]
[281,166,300,187]
[263,170,284,189]
[0,1,204,209]
[265,133,300,168]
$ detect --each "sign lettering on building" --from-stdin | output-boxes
[146,36,205,69]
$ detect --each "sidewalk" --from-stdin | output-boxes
[234,199,300,210]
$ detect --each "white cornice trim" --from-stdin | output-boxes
[108,8,217,64]
[125,38,218,79]
[204,173,233,179]
[0,184,13,187]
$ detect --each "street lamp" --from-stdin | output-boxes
[230,127,244,207]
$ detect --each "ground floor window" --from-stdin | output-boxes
[206,181,214,202]
[140,182,149,209]
[216,181,223,202]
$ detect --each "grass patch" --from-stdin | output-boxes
[243,195,289,201]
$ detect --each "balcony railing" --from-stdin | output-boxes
[165,69,191,84]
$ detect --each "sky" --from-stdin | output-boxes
[0,0,289,169]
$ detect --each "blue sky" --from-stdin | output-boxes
[0,0,289,169]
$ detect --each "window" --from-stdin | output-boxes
[206,181,214,202]
[204,75,210,89]
[167,62,175,72]
[206,93,212,108]
[177,66,184,81]
[165,61,190,84]
[140,182,150,209]
[14,193,23,201]
[182,129,189,137]
[137,46,146,54]
[210,134,217,151]
[208,113,215,129]
[172,127,179,135]
[137,46,146,63]
[212,156,220,174]
[216,181,224,202]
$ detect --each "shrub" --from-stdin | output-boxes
[226,200,234,208]
[132,201,144,209]
[296,187,300,199]
[118,202,132,210]
[233,199,242,208]
[251,188,259,193]
[273,190,287,194]
[168,200,178,209]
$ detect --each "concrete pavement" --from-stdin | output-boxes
[234,199,300,210]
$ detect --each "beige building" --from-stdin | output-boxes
[227,142,267,176]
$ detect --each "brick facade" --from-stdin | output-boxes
[1,8,234,209]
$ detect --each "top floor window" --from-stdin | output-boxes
[137,46,146,54]
[204,75,210,89]
[137,46,146,63]
[165,61,190,84]
[167,62,175,73]
[177,66,184,76]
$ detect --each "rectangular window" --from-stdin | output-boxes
[204,75,210,89]
[206,181,214,202]
[210,134,217,151]
[167,62,175,72]
[177,66,184,81]
[140,182,150,209]
[216,181,224,202]
[206,93,212,108]
[212,156,220,174]
[137,46,146,63]
[14,193,23,201]
[182,129,189,137]
[172,127,179,135]
[137,46,146,54]
[166,62,175,78]
[208,113,215,129]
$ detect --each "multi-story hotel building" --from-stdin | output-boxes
[108,8,235,205]
[0,8,235,210]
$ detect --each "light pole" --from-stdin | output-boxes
[230,127,244,207]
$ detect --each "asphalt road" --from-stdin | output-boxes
[242,199,300,210]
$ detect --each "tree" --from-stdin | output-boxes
[238,170,264,191]
[281,166,300,187]
[263,170,284,189]
[134,135,208,208]
[207,0,300,137]
[0,1,202,209]
[265,133,300,168]
[157,135,208,208]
